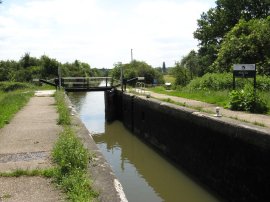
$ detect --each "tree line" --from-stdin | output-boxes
[110,60,164,85]
[172,0,270,86]
[0,53,107,82]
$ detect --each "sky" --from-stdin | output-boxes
[0,0,215,68]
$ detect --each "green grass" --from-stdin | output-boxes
[150,86,229,107]
[149,86,270,115]
[163,75,175,83]
[52,127,98,201]
[55,90,71,125]
[0,168,55,178]
[53,90,98,201]
[0,90,33,128]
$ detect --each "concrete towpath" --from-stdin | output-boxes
[135,89,270,128]
[0,90,65,202]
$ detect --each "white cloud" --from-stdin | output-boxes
[0,0,214,67]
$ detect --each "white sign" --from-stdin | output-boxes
[137,77,145,81]
[233,64,255,71]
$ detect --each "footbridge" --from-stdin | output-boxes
[39,77,121,92]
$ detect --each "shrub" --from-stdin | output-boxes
[59,169,98,201]
[187,73,232,90]
[0,81,33,92]
[227,85,268,113]
[186,73,270,92]
[52,127,89,175]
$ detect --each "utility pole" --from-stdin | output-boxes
[58,66,61,89]
[131,49,133,62]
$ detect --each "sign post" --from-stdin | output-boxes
[233,64,257,108]
[233,64,256,90]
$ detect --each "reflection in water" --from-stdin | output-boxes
[68,91,105,134]
[68,92,219,202]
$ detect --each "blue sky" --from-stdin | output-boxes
[0,0,215,68]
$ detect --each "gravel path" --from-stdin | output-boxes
[0,90,65,202]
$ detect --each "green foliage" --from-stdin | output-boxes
[186,73,270,91]
[0,53,106,82]
[110,60,164,84]
[212,17,270,74]
[173,63,191,86]
[0,81,33,92]
[180,50,200,78]
[52,127,97,201]
[52,127,89,175]
[163,75,175,83]
[194,0,270,73]
[57,168,98,201]
[187,73,232,90]
[53,90,98,201]
[150,86,229,107]
[256,75,270,91]
[0,169,55,177]
[55,90,71,125]
[0,90,33,128]
[228,86,268,113]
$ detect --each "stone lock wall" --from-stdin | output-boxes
[105,90,270,202]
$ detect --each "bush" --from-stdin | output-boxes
[187,73,232,90]
[0,81,33,92]
[256,75,270,91]
[186,73,270,92]
[227,85,268,113]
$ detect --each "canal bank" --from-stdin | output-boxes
[105,90,270,202]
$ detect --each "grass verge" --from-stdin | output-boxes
[0,90,33,128]
[150,86,270,115]
[55,90,71,125]
[149,86,229,107]
[0,168,55,178]
[54,90,98,201]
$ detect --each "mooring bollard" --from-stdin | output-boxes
[214,107,222,117]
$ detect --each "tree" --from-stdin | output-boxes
[40,55,59,78]
[162,62,166,73]
[180,50,200,78]
[19,53,39,68]
[194,0,270,73]
[110,60,164,84]
[211,17,270,74]
[173,62,191,86]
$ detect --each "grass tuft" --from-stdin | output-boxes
[0,168,55,177]
[55,90,71,125]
